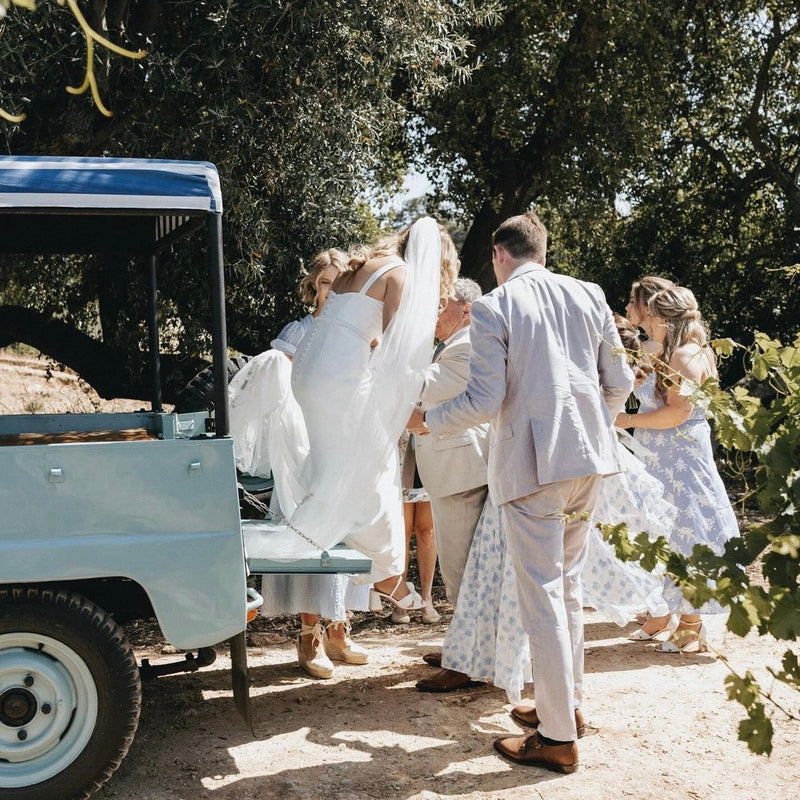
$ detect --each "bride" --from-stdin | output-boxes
[245,216,458,611]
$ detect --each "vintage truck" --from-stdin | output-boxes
[0,156,370,800]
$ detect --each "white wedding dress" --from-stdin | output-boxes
[289,262,408,579]
[242,217,441,582]
[229,318,370,619]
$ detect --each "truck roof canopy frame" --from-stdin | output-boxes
[0,155,230,432]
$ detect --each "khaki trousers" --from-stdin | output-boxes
[430,484,488,609]
[501,474,602,742]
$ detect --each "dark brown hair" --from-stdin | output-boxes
[492,212,547,262]
[614,313,652,383]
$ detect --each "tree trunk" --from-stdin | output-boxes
[458,201,501,292]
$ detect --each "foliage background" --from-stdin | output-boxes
[2,2,800,394]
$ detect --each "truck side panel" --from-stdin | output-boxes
[0,437,247,649]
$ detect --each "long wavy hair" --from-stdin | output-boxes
[630,275,676,320]
[647,285,715,403]
[348,222,459,302]
[297,248,349,308]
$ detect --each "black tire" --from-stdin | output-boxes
[173,355,253,413]
[0,587,142,800]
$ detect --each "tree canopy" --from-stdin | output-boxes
[0,0,494,397]
[408,1,800,381]
[1,1,799,394]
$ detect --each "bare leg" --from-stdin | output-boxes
[413,501,437,609]
[401,502,415,583]
[637,613,673,636]
[373,575,421,604]
[656,614,708,653]
[372,508,426,608]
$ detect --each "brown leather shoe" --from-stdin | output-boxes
[422,651,442,668]
[493,732,579,774]
[416,668,484,693]
[510,705,586,738]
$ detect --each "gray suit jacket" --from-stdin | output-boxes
[425,263,634,506]
[405,327,489,498]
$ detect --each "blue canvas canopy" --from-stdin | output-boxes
[0,156,222,254]
[0,155,222,212]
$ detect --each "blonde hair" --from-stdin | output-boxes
[630,275,675,316]
[297,248,349,308]
[647,285,715,403]
[348,222,459,303]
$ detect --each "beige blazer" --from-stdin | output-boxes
[425,263,634,506]
[402,327,489,498]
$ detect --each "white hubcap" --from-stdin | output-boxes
[0,633,98,789]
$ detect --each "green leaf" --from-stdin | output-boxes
[712,337,737,358]
[737,706,774,756]
[727,599,758,637]
[768,594,800,641]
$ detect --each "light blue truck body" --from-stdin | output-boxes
[0,411,248,650]
[0,156,369,799]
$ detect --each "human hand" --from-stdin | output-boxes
[407,406,429,435]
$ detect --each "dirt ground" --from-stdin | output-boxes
[88,607,795,800]
[2,349,799,800]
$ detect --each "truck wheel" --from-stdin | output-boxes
[173,355,252,413]
[0,588,141,800]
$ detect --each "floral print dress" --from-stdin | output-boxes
[632,373,738,613]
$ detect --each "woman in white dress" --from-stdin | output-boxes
[231,249,371,679]
[245,217,459,615]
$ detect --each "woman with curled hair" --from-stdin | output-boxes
[618,280,738,652]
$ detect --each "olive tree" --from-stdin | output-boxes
[0,0,495,398]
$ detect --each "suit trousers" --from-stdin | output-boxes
[430,484,488,609]
[500,474,602,742]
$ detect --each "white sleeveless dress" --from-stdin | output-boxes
[289,261,407,581]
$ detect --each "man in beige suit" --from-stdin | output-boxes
[409,277,488,603]
[403,277,490,692]
[409,213,633,772]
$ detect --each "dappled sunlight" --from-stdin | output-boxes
[202,726,372,787]
[469,709,519,736]
[333,728,452,754]
[435,753,513,777]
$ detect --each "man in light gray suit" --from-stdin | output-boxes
[403,277,490,692]
[409,213,633,773]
